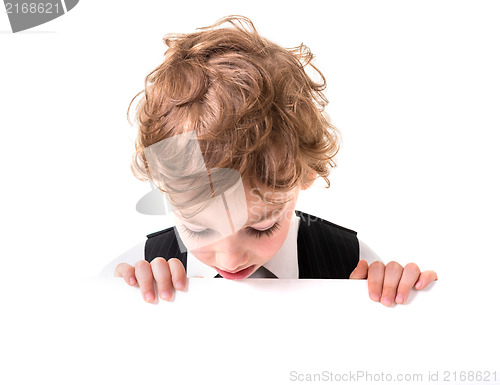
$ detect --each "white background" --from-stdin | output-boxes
[1,1,499,384]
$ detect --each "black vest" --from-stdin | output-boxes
[144,211,359,279]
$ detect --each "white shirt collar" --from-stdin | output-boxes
[186,213,300,279]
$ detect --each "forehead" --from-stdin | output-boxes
[244,184,292,221]
[174,181,296,228]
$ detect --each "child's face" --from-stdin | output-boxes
[172,180,300,279]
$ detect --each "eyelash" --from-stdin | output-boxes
[181,222,281,240]
[246,222,281,238]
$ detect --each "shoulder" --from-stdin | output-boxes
[295,210,357,236]
[295,210,359,278]
[295,211,382,264]
[146,226,177,239]
[144,226,187,266]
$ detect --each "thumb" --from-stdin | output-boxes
[349,259,369,279]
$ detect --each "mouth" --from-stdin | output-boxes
[215,265,256,280]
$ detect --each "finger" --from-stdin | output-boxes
[114,263,137,286]
[415,270,438,290]
[134,260,155,303]
[349,259,369,279]
[380,261,404,307]
[395,263,420,304]
[150,257,173,301]
[168,258,187,291]
[367,261,385,302]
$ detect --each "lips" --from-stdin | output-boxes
[215,265,256,280]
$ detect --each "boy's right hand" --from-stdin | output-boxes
[114,257,187,303]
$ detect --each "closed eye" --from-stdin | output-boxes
[180,225,215,240]
[180,221,281,240]
[245,222,281,238]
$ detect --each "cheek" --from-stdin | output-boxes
[190,248,213,264]
[251,223,290,260]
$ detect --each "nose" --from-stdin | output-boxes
[214,236,249,271]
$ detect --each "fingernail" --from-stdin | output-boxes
[396,294,404,304]
[381,297,393,307]
[160,290,172,300]
[129,277,136,285]
[145,292,155,302]
[370,293,380,302]
[415,281,422,289]
[174,281,184,290]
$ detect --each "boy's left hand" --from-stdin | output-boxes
[349,260,438,306]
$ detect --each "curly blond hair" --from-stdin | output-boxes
[128,15,341,202]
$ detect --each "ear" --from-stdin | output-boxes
[300,170,317,191]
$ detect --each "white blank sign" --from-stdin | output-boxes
[3,277,495,385]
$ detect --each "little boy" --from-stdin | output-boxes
[111,15,437,306]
